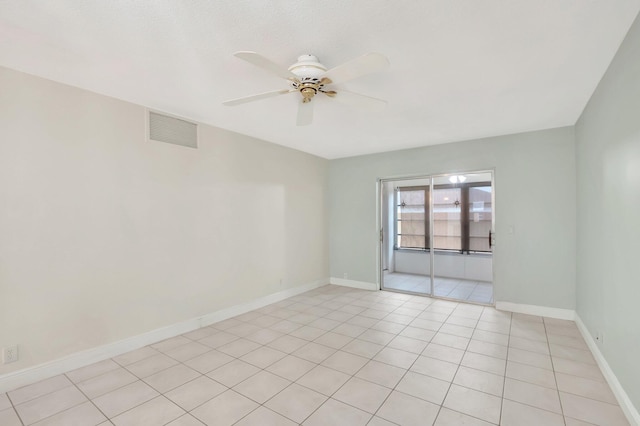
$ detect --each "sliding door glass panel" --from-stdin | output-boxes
[381,179,431,295]
[431,172,494,304]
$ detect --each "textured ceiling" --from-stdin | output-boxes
[1,1,639,159]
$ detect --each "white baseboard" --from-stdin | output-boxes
[0,278,328,394]
[575,315,640,426]
[495,301,576,320]
[329,277,378,291]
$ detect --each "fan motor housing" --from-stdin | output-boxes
[288,54,327,78]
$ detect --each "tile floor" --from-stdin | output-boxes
[0,285,628,425]
[383,272,494,304]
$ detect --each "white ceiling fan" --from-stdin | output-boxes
[223,51,390,126]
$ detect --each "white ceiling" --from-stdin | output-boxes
[1,1,639,159]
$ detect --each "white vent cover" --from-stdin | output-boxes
[149,111,198,148]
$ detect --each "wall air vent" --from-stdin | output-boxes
[149,111,198,149]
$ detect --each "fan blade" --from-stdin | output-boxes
[321,53,389,85]
[327,89,387,111]
[223,89,294,106]
[296,101,314,126]
[234,51,297,80]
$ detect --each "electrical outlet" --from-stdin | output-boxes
[3,345,18,364]
[343,273,348,279]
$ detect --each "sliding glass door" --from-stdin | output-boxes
[380,171,494,304]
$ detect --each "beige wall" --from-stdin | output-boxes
[0,67,329,374]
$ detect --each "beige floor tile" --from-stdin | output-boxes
[309,317,342,331]
[66,360,121,384]
[313,332,353,349]
[111,395,183,426]
[507,347,553,370]
[461,351,506,376]
[184,349,234,374]
[182,327,217,341]
[31,401,106,426]
[443,384,502,424]
[475,320,511,335]
[564,416,600,426]
[467,339,508,359]
[555,372,617,404]
[112,346,159,367]
[77,368,138,399]
[396,371,450,405]
[341,339,384,359]
[235,406,297,426]
[267,335,309,353]
[226,323,262,338]
[8,375,73,406]
[321,350,368,375]
[367,416,399,426]
[302,398,372,426]
[472,329,509,346]
[151,336,193,353]
[371,320,407,334]
[501,399,564,426]
[508,336,550,355]
[264,383,327,423]
[270,319,302,334]
[164,375,227,411]
[331,323,367,338]
[143,364,200,393]
[453,365,504,397]
[240,346,287,369]
[422,343,465,364]
[387,335,428,354]
[191,390,258,426]
[439,323,474,338]
[125,353,179,378]
[550,344,596,365]
[217,338,261,358]
[92,380,158,418]
[293,342,337,363]
[434,407,494,426]
[506,361,556,389]
[244,328,285,345]
[333,377,390,414]
[266,355,317,381]
[206,359,260,387]
[290,326,326,341]
[399,326,436,342]
[358,329,396,345]
[166,414,208,426]
[0,408,23,426]
[410,355,459,382]
[560,392,629,426]
[504,378,562,413]
[355,360,406,388]
[15,385,86,425]
[431,332,470,350]
[164,341,211,362]
[377,390,440,426]
[0,393,10,411]
[232,371,290,404]
[410,318,444,332]
[296,365,350,396]
[552,357,605,381]
[373,347,418,369]
[198,331,239,348]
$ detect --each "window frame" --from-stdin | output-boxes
[394,181,492,254]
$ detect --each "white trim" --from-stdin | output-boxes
[575,314,640,426]
[330,277,378,291]
[0,279,328,393]
[495,301,576,320]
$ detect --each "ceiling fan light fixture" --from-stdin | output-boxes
[288,54,327,78]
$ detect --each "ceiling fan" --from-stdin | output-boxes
[223,51,390,126]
